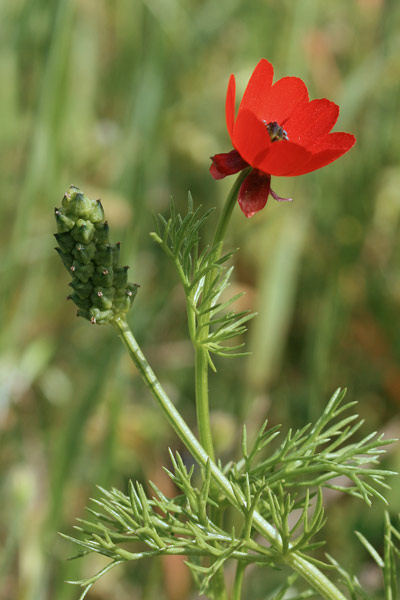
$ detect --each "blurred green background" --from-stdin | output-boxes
[1,0,400,598]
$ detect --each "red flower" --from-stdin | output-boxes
[210,59,356,218]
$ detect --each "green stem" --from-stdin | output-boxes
[212,168,251,251]
[211,568,227,600]
[193,168,251,464]
[195,345,215,461]
[232,562,246,600]
[193,170,250,600]
[111,317,347,600]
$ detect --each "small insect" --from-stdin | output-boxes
[264,120,289,142]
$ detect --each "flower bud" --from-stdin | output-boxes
[55,186,139,324]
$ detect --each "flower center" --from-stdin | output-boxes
[264,120,289,142]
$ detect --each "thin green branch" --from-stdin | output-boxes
[232,562,246,600]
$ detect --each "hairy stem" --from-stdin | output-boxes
[111,317,347,600]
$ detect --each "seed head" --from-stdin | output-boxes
[54,186,139,324]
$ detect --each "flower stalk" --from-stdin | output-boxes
[193,168,250,463]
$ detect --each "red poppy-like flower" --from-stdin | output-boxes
[210,59,356,218]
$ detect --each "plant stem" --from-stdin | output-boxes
[195,345,215,461]
[212,168,251,251]
[232,562,246,600]
[211,568,228,600]
[193,168,251,463]
[111,317,347,600]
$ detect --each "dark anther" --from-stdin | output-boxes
[264,120,289,142]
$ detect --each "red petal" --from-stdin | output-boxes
[210,150,248,180]
[237,59,274,120]
[233,110,313,177]
[233,109,272,166]
[255,139,312,177]
[287,132,356,176]
[312,131,356,153]
[225,74,236,140]
[238,170,271,218]
[284,98,339,146]
[262,76,309,124]
[223,60,356,181]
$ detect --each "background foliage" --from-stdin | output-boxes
[1,0,400,598]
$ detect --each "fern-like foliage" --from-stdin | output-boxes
[64,457,280,598]
[230,388,395,507]
[150,196,256,364]
[350,512,400,599]
[265,573,318,599]
[63,389,396,599]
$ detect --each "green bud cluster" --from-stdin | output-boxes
[54,185,139,324]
